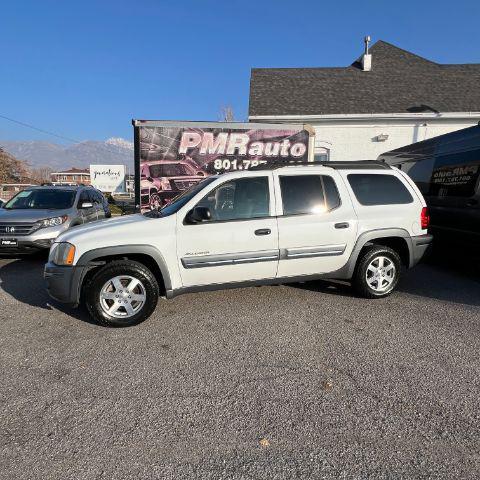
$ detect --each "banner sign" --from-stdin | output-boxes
[429,153,480,197]
[90,164,125,193]
[135,121,313,211]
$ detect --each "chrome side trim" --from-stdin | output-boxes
[283,244,346,259]
[181,250,279,269]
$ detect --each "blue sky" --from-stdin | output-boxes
[1,0,479,143]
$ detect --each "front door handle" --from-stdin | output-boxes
[255,228,271,236]
[334,222,349,229]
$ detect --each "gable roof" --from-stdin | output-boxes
[249,41,480,116]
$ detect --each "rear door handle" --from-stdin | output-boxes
[255,228,271,236]
[334,222,349,229]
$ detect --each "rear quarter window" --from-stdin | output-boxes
[348,174,413,206]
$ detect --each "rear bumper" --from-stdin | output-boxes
[44,262,86,306]
[410,234,433,267]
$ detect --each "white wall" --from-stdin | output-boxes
[313,118,479,161]
[249,114,480,161]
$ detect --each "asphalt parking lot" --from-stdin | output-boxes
[0,254,479,479]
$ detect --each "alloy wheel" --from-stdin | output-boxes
[99,275,147,318]
[365,256,396,293]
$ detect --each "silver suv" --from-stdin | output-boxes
[0,185,110,254]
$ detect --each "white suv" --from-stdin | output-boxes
[44,161,432,327]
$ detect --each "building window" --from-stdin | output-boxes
[314,147,330,162]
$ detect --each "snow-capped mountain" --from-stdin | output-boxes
[0,138,134,171]
[105,137,134,150]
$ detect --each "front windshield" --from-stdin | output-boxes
[4,189,76,210]
[149,163,189,177]
[144,176,217,218]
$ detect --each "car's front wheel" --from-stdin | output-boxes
[85,260,159,327]
[352,246,401,299]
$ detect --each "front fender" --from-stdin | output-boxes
[76,244,172,291]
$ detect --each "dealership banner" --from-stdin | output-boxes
[133,120,314,211]
[90,164,126,193]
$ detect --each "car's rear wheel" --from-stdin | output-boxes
[352,246,401,298]
[85,260,159,327]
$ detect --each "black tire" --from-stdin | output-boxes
[84,260,159,327]
[352,245,402,299]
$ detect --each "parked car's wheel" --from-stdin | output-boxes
[85,260,159,327]
[352,246,401,299]
[149,191,162,210]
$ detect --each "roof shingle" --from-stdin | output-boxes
[248,41,480,116]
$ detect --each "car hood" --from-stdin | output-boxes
[57,214,147,241]
[0,208,71,223]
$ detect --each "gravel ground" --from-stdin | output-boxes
[0,255,479,479]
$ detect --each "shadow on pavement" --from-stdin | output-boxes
[397,248,480,307]
[1,249,479,323]
[0,256,96,324]
[287,279,354,297]
[287,253,480,308]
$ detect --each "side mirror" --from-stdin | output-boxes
[186,206,211,224]
[196,171,206,177]
[147,176,154,182]
[79,201,93,209]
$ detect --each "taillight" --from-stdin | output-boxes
[421,207,430,230]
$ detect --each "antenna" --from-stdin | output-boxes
[364,35,371,55]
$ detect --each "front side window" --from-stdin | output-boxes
[78,190,92,205]
[92,191,104,204]
[280,175,340,215]
[195,177,270,221]
[348,174,413,205]
[4,189,76,210]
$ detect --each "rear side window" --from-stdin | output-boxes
[280,175,341,215]
[348,174,413,205]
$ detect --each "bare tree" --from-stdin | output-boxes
[30,166,53,184]
[219,105,235,122]
[0,148,29,183]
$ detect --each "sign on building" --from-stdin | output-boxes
[90,165,126,193]
[132,120,314,211]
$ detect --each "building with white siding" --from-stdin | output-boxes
[248,40,480,161]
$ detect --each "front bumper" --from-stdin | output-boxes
[410,233,433,267]
[0,224,69,254]
[44,262,87,306]
[0,238,55,253]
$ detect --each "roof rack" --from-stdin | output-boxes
[249,160,391,171]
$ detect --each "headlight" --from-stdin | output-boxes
[49,242,76,266]
[35,215,68,229]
